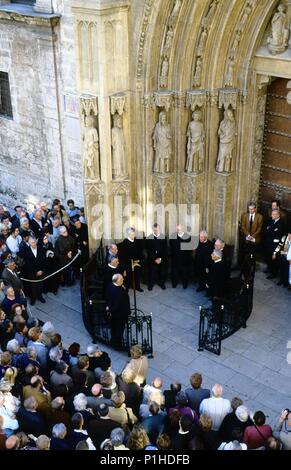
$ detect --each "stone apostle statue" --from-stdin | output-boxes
[186,109,205,173]
[216,107,236,173]
[83,115,99,180]
[111,114,127,179]
[153,112,172,174]
[267,4,290,54]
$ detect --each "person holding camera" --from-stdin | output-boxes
[273,409,291,450]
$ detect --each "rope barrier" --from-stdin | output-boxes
[19,250,81,283]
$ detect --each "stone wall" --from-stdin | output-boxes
[0,1,82,210]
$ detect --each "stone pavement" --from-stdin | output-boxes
[30,269,291,427]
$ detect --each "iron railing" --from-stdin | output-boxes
[198,254,255,355]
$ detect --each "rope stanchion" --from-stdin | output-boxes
[19,250,81,283]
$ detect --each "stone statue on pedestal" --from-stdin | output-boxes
[83,115,99,180]
[267,4,290,55]
[216,108,236,173]
[153,112,172,174]
[185,110,205,173]
[111,114,127,179]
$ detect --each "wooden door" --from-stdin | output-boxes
[259,78,291,225]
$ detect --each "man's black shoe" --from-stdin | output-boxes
[160,284,166,290]
[266,274,275,280]
[136,288,144,292]
[148,286,153,291]
[38,296,46,303]
[30,299,35,306]
[183,284,188,289]
[277,280,283,286]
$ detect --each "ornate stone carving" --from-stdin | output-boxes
[197,28,208,57]
[137,0,155,81]
[258,74,271,90]
[267,4,290,55]
[174,92,186,108]
[202,0,219,28]
[162,28,174,57]
[186,90,207,110]
[193,57,202,88]
[208,90,218,107]
[153,92,174,111]
[80,96,98,117]
[218,89,238,110]
[110,93,126,116]
[160,56,169,88]
[185,109,205,174]
[142,93,155,109]
[83,115,100,181]
[251,80,267,200]
[224,58,235,87]
[111,113,128,180]
[153,111,172,174]
[216,107,236,174]
[168,0,183,30]
[239,89,248,105]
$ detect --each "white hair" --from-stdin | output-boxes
[42,321,56,337]
[212,383,223,397]
[59,225,67,234]
[6,339,20,354]
[49,346,62,363]
[200,230,208,237]
[73,393,87,411]
[87,344,98,356]
[52,423,67,439]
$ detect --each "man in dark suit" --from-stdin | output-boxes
[214,238,232,280]
[263,208,286,278]
[30,209,46,240]
[1,258,24,296]
[194,230,214,292]
[118,228,144,292]
[105,274,131,350]
[169,225,192,288]
[206,250,228,299]
[146,224,168,291]
[103,256,124,288]
[23,237,47,305]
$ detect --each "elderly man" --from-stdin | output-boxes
[194,230,214,292]
[263,208,286,278]
[146,223,168,291]
[1,258,24,296]
[199,384,231,431]
[105,273,131,350]
[30,209,46,240]
[55,226,76,286]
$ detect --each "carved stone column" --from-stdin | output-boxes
[72,0,130,250]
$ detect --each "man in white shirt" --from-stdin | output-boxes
[199,384,231,431]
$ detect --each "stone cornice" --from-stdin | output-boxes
[0,5,60,27]
[71,0,129,15]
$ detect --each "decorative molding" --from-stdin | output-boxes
[257,74,271,90]
[159,0,183,88]
[174,91,186,108]
[142,93,155,109]
[251,85,267,201]
[218,89,238,109]
[192,1,220,88]
[0,8,60,26]
[268,93,288,101]
[260,180,291,194]
[110,93,127,115]
[112,181,130,195]
[153,91,174,111]
[136,0,155,82]
[224,1,256,88]
[207,90,218,107]
[80,96,98,117]
[186,90,207,110]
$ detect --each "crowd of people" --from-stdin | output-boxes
[0,197,290,451]
[0,199,89,306]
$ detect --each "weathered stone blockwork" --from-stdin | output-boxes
[0,2,82,208]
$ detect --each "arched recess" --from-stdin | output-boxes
[134,0,288,252]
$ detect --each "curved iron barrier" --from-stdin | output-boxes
[198,254,255,356]
[80,245,153,357]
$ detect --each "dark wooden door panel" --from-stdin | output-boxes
[259,78,291,226]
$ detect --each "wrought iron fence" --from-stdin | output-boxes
[80,244,153,357]
[198,254,255,356]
